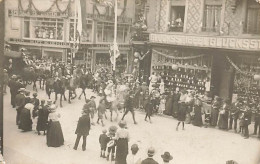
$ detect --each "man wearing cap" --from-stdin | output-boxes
[141,147,159,164]
[15,88,26,125]
[121,92,137,124]
[73,109,91,151]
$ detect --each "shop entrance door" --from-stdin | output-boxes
[211,54,235,100]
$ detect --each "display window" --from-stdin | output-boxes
[69,19,93,42]
[23,17,64,40]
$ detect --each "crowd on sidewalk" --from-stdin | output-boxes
[3,57,258,164]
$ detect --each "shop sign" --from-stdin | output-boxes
[8,9,68,18]
[8,38,70,48]
[150,33,260,51]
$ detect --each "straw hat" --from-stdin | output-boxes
[49,104,57,112]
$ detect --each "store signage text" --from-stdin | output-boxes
[150,34,260,51]
[8,38,71,47]
[8,9,68,18]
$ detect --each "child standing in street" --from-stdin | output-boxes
[99,129,108,158]
[97,99,106,126]
[158,95,166,115]
[106,125,117,161]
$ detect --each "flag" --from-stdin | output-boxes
[76,0,82,36]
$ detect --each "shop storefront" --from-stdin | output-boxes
[149,33,260,100]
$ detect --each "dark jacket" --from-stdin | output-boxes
[125,95,134,110]
[141,158,159,164]
[15,93,25,107]
[99,134,108,147]
[75,114,91,136]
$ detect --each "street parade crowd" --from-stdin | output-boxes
[3,56,260,164]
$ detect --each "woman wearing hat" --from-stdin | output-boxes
[115,120,129,164]
[46,105,64,147]
[19,103,34,131]
[161,152,173,164]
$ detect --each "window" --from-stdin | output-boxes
[23,17,64,40]
[96,22,130,43]
[70,19,93,42]
[168,6,185,32]
[245,1,260,34]
[202,5,221,32]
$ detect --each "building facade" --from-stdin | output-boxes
[5,0,135,74]
[148,0,260,101]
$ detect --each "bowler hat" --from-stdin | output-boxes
[90,96,96,99]
[161,152,173,161]
[33,93,38,97]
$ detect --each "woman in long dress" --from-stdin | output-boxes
[46,105,64,147]
[19,103,34,131]
[115,120,129,164]
[164,90,174,116]
[192,96,203,127]
[172,89,181,118]
[176,90,187,131]
[218,99,230,130]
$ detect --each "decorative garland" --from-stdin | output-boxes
[94,0,127,16]
[225,56,253,77]
[18,0,71,15]
[153,49,205,60]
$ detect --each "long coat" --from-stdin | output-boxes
[75,114,91,136]
[36,105,49,131]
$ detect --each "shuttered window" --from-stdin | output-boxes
[246,6,260,34]
[202,5,221,32]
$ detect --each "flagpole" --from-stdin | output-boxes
[113,0,117,72]
[73,0,77,65]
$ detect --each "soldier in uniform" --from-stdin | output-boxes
[229,98,242,132]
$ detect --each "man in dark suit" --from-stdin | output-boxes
[83,96,96,125]
[15,88,25,125]
[229,99,242,132]
[8,75,18,108]
[121,91,137,124]
[73,109,91,151]
[252,105,260,138]
[141,147,158,164]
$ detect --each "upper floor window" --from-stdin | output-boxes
[96,22,130,43]
[202,5,221,32]
[244,1,260,35]
[23,17,64,40]
[168,6,185,32]
[69,19,93,42]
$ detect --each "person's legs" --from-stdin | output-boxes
[234,118,238,132]
[182,121,185,130]
[82,136,86,151]
[176,122,180,131]
[73,134,81,150]
[229,117,233,130]
[131,110,137,124]
[244,125,249,138]
[121,110,129,120]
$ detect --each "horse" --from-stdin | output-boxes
[53,77,67,107]
[45,77,55,99]
[65,76,78,104]
[22,66,38,91]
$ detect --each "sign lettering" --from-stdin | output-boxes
[150,34,260,51]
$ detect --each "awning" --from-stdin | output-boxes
[4,50,22,58]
